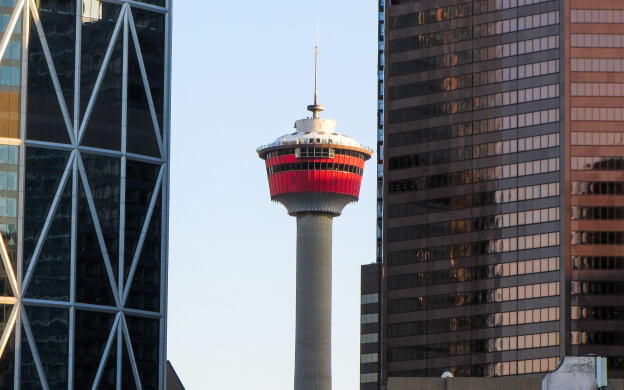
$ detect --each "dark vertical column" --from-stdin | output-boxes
[295,213,333,390]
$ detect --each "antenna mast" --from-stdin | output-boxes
[308,18,325,119]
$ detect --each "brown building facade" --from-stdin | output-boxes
[362,0,624,389]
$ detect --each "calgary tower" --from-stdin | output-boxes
[257,46,372,390]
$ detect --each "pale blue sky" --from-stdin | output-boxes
[167,1,378,388]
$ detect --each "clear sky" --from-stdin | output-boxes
[167,1,378,389]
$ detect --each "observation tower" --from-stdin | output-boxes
[257,49,372,390]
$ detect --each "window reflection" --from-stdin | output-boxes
[388,282,560,312]
[388,332,560,359]
[389,257,559,289]
[389,233,560,266]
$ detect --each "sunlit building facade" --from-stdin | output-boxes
[0,0,171,388]
[362,0,624,388]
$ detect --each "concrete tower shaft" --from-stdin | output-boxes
[295,213,333,390]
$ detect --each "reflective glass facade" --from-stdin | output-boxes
[567,0,624,378]
[362,0,623,387]
[0,0,171,388]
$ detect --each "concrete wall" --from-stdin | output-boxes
[387,377,624,390]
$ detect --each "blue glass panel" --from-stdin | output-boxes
[23,147,70,272]
[131,7,164,136]
[74,310,116,389]
[127,38,159,157]
[0,319,14,389]
[26,16,70,144]
[80,2,122,150]
[36,0,75,118]
[124,160,159,282]
[25,174,71,301]
[20,330,43,390]
[25,305,68,389]
[82,152,120,276]
[126,315,159,390]
[127,193,161,312]
[76,176,116,306]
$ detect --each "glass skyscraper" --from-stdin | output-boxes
[0,0,171,388]
[362,0,624,388]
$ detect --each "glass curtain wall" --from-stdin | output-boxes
[0,0,171,388]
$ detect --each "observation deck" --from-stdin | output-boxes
[257,111,372,216]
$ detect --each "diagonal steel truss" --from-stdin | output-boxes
[0,0,171,388]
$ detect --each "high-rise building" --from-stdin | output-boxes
[362,0,624,388]
[0,0,171,388]
[258,52,372,390]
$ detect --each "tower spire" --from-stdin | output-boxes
[308,19,324,119]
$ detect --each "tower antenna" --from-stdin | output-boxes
[308,18,325,119]
[314,19,319,106]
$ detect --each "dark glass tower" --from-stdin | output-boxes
[362,0,624,388]
[0,0,171,388]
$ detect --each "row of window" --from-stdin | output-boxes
[390,34,559,77]
[390,84,559,123]
[571,306,624,320]
[572,231,624,246]
[571,83,624,97]
[361,353,378,364]
[389,207,559,242]
[266,162,363,176]
[571,207,624,220]
[571,331,624,346]
[389,307,560,338]
[571,58,624,73]
[486,33,561,60]
[571,34,624,48]
[472,59,560,88]
[389,2,471,29]
[388,357,560,378]
[389,282,560,313]
[571,181,624,196]
[263,147,368,160]
[473,11,559,39]
[389,12,558,53]
[572,256,624,271]
[388,182,560,218]
[0,145,18,165]
[389,0,553,30]
[388,332,559,362]
[388,257,559,290]
[572,107,624,121]
[361,333,379,344]
[388,108,560,147]
[0,197,17,218]
[571,281,624,295]
[361,313,379,324]
[389,26,471,53]
[298,147,367,160]
[389,158,560,194]
[360,373,377,384]
[389,133,559,171]
[571,132,624,146]
[0,170,18,191]
[361,293,379,305]
[388,232,560,267]
[572,157,624,171]
[571,9,624,24]
[297,147,334,158]
[390,49,473,77]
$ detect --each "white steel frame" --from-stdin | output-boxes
[0,0,171,388]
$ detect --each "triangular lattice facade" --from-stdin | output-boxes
[0,0,170,388]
